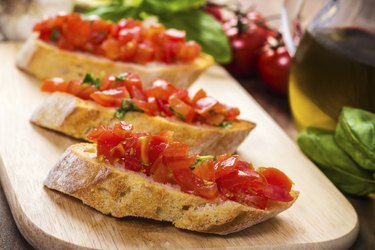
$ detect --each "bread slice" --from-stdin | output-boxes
[16,35,214,88]
[31,92,256,155]
[44,143,299,235]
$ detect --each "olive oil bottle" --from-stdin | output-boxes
[289,28,375,130]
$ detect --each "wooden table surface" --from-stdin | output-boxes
[0,75,374,249]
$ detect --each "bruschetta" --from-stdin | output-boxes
[16,13,214,88]
[31,72,255,155]
[45,122,298,235]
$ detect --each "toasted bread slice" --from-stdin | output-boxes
[44,143,299,235]
[31,92,256,155]
[16,35,214,88]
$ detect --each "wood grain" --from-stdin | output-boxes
[0,43,359,249]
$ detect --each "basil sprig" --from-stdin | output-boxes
[298,123,375,196]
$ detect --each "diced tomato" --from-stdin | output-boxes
[150,156,174,184]
[148,135,168,165]
[214,155,239,180]
[90,87,130,107]
[168,95,194,123]
[225,107,240,120]
[66,80,83,96]
[41,78,68,92]
[260,183,294,202]
[258,167,293,192]
[118,26,141,44]
[77,85,97,100]
[195,97,218,116]
[177,41,201,62]
[173,168,219,200]
[90,19,111,44]
[216,169,266,193]
[144,79,177,101]
[134,43,154,64]
[193,159,216,181]
[123,73,142,93]
[101,38,121,60]
[156,99,174,116]
[147,23,165,45]
[165,29,186,42]
[191,89,207,105]
[120,41,137,61]
[61,13,90,48]
[128,85,146,101]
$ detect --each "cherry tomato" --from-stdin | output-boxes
[258,43,291,95]
[223,14,269,77]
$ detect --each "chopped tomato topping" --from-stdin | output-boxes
[33,14,201,64]
[40,72,241,126]
[88,122,295,209]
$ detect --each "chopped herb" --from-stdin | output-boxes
[191,155,215,169]
[209,109,217,115]
[50,28,60,42]
[169,107,186,122]
[220,121,232,128]
[115,73,128,81]
[115,99,144,119]
[82,73,101,89]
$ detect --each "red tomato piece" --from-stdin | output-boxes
[90,87,130,107]
[214,155,239,180]
[89,19,111,45]
[144,79,177,101]
[120,41,138,61]
[134,43,154,64]
[173,168,219,200]
[177,41,201,62]
[258,167,293,192]
[164,29,186,42]
[168,95,194,123]
[101,38,121,60]
[195,96,218,116]
[41,78,67,92]
[150,156,175,184]
[193,159,216,181]
[62,13,90,48]
[191,89,207,105]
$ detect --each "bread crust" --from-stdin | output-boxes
[31,92,256,155]
[16,35,214,88]
[44,143,299,235]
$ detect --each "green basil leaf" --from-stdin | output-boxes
[159,10,231,63]
[82,73,101,89]
[84,5,139,21]
[335,107,375,171]
[298,127,375,196]
[220,121,232,128]
[50,28,60,42]
[142,0,206,15]
[115,99,144,119]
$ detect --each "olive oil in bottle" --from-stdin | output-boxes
[289,28,375,130]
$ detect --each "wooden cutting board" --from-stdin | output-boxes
[0,43,358,249]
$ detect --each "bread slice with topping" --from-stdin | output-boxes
[16,36,214,89]
[44,143,299,235]
[31,92,256,155]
